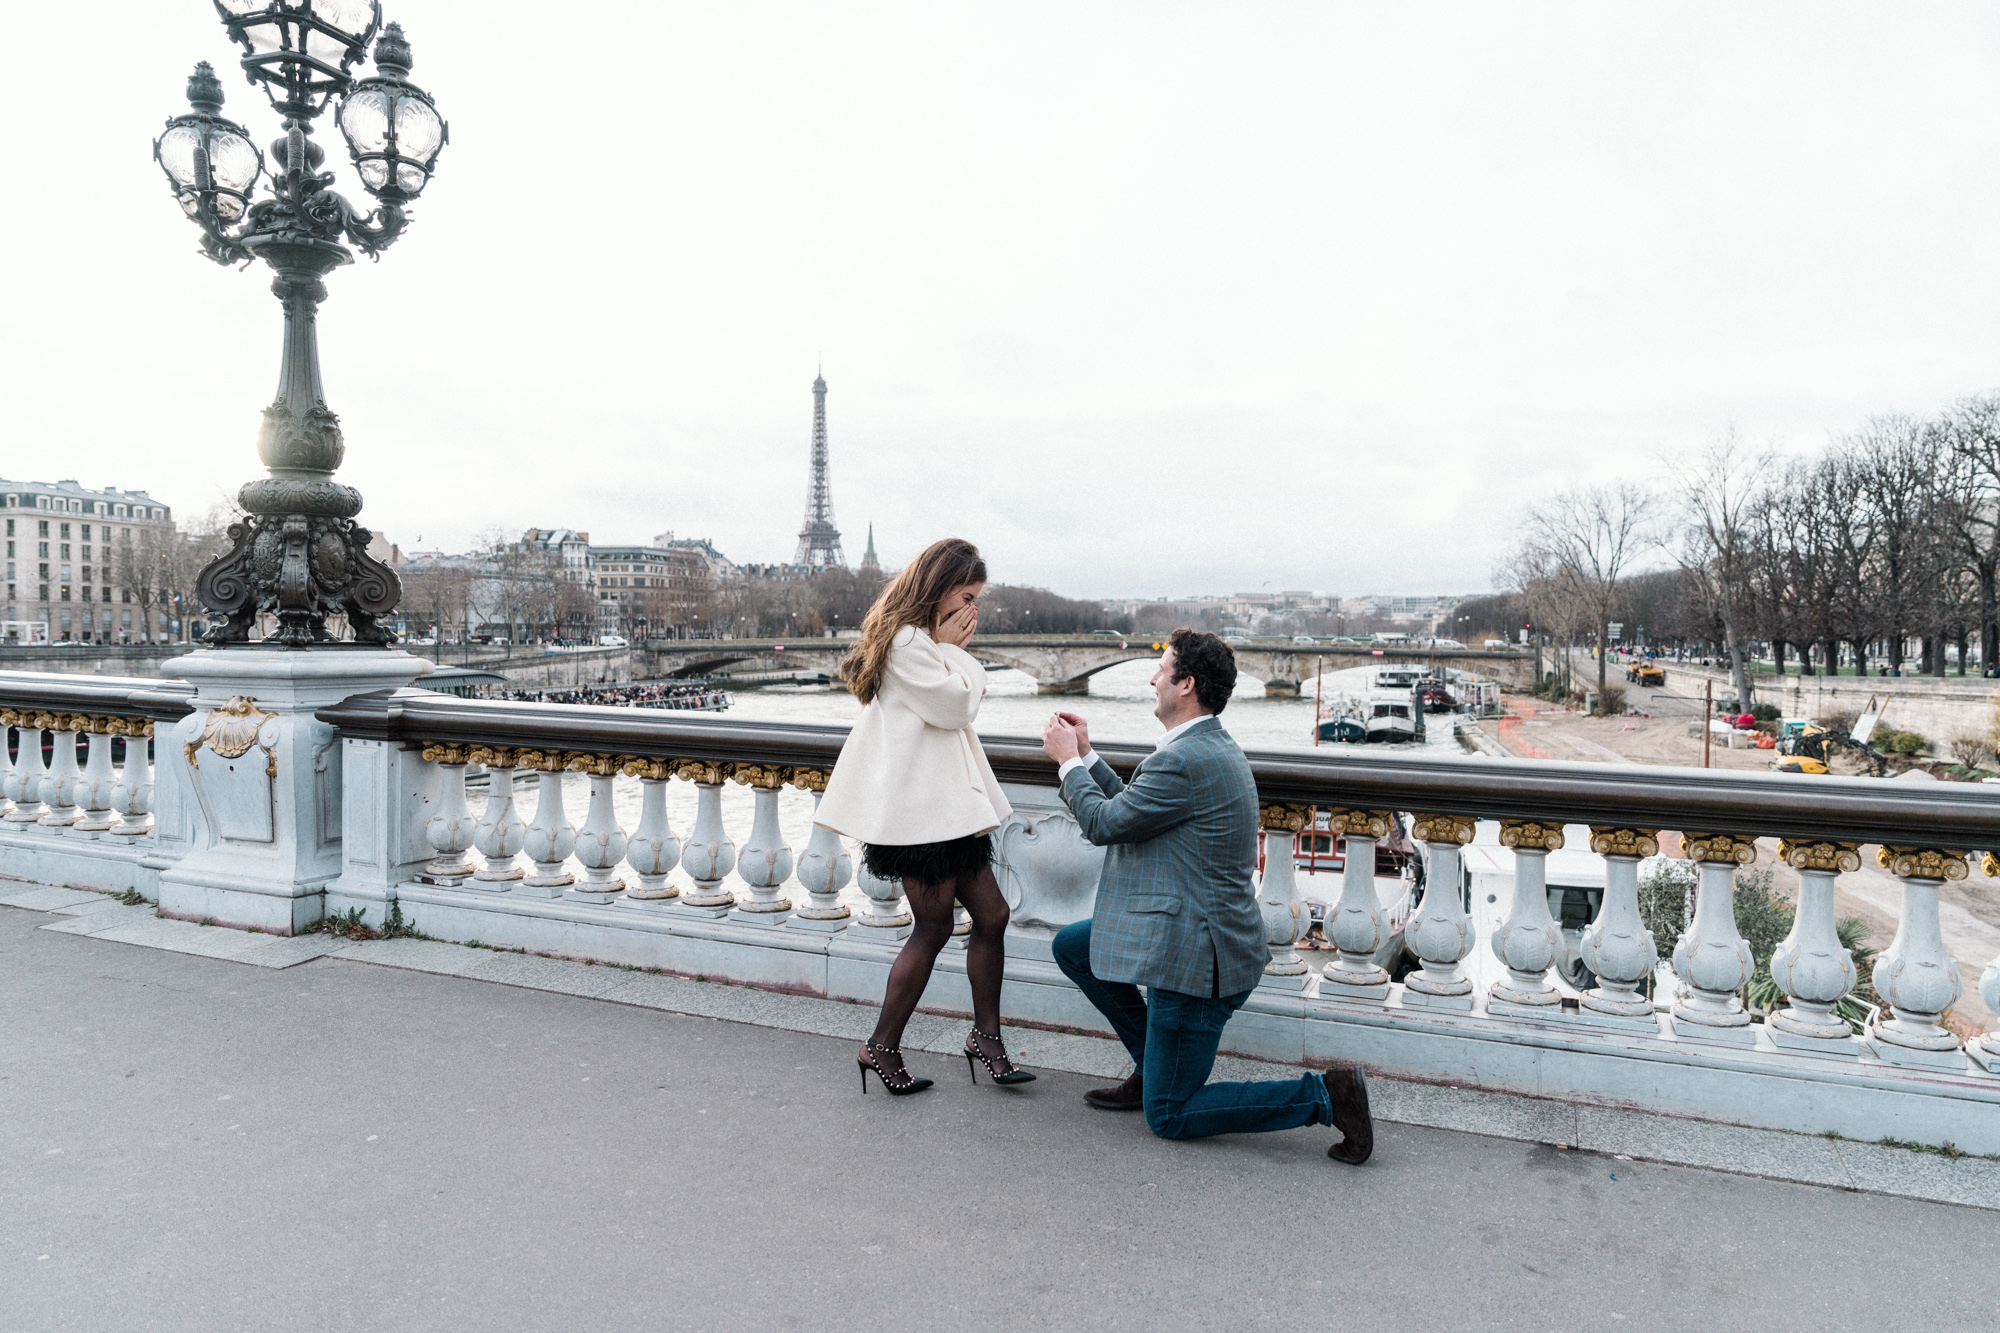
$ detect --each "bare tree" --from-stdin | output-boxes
[1516,481,1657,702]
[1667,428,1770,707]
[1939,393,2000,673]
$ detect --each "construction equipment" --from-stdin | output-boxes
[1773,723,1889,778]
[1625,662,1665,687]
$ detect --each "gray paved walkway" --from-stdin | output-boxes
[4,896,1999,1332]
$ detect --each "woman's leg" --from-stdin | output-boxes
[866,876,957,1075]
[954,865,1011,1039]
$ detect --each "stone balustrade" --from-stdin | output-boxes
[4,669,2000,1152]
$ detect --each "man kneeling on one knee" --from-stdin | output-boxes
[1041,628,1374,1163]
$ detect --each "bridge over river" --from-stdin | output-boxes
[640,635,1538,695]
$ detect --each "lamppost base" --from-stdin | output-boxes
[154,648,431,933]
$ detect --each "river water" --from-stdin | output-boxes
[474,659,1465,909]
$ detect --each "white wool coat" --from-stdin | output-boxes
[814,625,1013,846]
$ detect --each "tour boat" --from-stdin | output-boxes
[1363,692,1420,743]
[1418,680,1457,713]
[1316,696,1367,744]
[1374,666,1423,690]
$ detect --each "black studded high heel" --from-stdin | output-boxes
[964,1028,1037,1085]
[858,1041,934,1096]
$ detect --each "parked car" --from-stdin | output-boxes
[597,634,628,648]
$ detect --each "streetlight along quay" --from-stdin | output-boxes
[142,1,449,935]
[154,1,446,646]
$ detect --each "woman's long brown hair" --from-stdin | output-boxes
[840,538,988,704]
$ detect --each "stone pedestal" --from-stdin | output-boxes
[157,648,430,934]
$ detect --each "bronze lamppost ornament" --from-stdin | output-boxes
[153,3,446,645]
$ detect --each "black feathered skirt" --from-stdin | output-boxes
[861,833,994,888]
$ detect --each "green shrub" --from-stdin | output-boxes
[1750,702,1782,723]
[1877,729,1927,755]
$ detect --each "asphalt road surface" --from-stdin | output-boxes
[2,906,1995,1333]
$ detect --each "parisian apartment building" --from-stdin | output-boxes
[3,479,177,645]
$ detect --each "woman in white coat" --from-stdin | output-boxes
[816,537,1034,1095]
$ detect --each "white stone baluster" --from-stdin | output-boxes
[564,754,628,903]
[5,713,50,823]
[1576,827,1661,1030]
[420,744,477,883]
[1865,846,1968,1069]
[1318,809,1395,1002]
[1670,833,1758,1045]
[468,747,527,888]
[1487,820,1568,1018]
[674,762,736,917]
[72,718,120,834]
[518,750,576,896]
[38,715,84,828]
[109,720,155,837]
[789,773,852,933]
[1767,840,1862,1054]
[1256,803,1311,991]
[1972,853,2000,1074]
[851,861,913,940]
[0,710,17,819]
[1402,813,1479,1011]
[620,759,681,907]
[729,764,795,924]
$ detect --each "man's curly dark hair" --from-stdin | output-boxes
[1167,627,1237,715]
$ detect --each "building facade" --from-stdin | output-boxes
[593,539,712,638]
[2,478,177,644]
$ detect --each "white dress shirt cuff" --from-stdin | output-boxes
[1057,751,1097,780]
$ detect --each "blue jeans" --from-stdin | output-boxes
[1052,919,1332,1140]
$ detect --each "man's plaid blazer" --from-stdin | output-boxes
[1058,716,1269,998]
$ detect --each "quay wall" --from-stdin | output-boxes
[1671,664,1998,746]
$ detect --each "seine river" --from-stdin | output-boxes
[480,658,1462,907]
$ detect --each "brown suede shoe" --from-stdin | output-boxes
[1084,1069,1144,1111]
[1323,1064,1373,1164]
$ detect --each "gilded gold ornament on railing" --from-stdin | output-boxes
[1876,846,1969,881]
[1682,832,1757,865]
[621,758,677,781]
[512,748,567,772]
[788,767,831,793]
[730,763,790,790]
[1258,802,1311,833]
[1326,808,1395,839]
[1411,813,1477,845]
[1589,826,1660,859]
[421,743,472,765]
[673,760,729,786]
[1777,839,1862,873]
[467,744,518,768]
[1984,851,1999,879]
[564,752,629,778]
[1498,819,1565,851]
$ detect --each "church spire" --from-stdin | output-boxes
[859,522,881,576]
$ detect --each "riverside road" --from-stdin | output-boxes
[2,905,1995,1333]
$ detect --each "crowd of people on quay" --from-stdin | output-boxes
[497,682,730,711]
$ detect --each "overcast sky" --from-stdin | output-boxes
[6,3,2000,600]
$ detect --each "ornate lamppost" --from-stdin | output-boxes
[147,3,448,935]
[153,2,446,646]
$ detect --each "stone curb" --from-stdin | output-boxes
[6,887,1998,1212]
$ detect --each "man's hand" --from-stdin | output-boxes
[1042,714,1081,765]
[1054,711,1091,758]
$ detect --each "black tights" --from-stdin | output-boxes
[868,865,1011,1055]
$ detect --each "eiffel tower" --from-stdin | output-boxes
[792,371,846,569]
